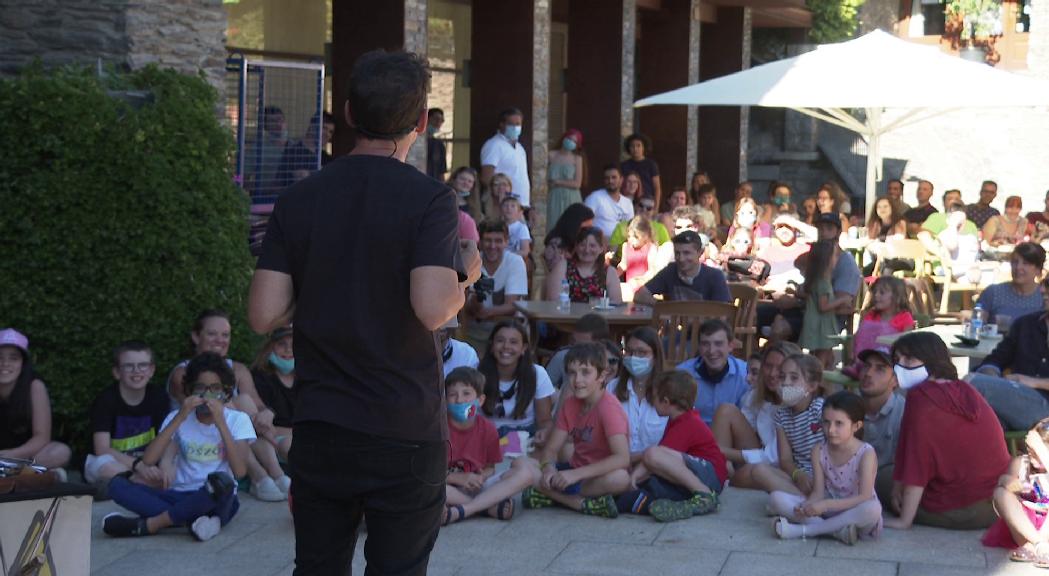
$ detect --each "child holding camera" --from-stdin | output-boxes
[983,418,1049,565]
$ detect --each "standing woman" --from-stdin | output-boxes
[816,184,851,234]
[621,133,662,211]
[884,332,1010,530]
[548,129,586,227]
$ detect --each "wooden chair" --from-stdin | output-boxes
[727,282,759,358]
[870,238,933,278]
[651,300,739,366]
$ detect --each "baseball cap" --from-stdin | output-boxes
[815,212,843,229]
[0,328,29,354]
[857,345,892,364]
[269,326,293,342]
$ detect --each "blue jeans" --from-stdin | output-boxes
[969,373,1049,431]
[107,474,239,526]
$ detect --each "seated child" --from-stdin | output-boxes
[984,417,1049,564]
[843,277,914,379]
[0,328,71,472]
[621,370,728,522]
[442,367,540,525]
[523,343,631,518]
[85,341,172,489]
[249,327,297,462]
[103,352,255,541]
[769,391,883,544]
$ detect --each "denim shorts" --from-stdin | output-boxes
[683,454,724,494]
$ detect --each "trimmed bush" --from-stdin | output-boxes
[0,64,256,454]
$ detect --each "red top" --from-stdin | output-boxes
[447,415,502,474]
[557,390,629,469]
[623,242,652,282]
[893,379,1010,513]
[659,408,729,483]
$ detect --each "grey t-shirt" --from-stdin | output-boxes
[832,249,862,297]
[865,392,906,468]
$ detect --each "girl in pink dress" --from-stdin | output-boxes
[769,392,883,544]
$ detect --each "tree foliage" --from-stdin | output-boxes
[807,0,867,43]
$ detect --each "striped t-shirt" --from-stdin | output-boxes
[774,396,825,474]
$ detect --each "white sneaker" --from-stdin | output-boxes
[190,515,221,542]
[52,467,68,483]
[275,475,291,495]
[252,477,287,502]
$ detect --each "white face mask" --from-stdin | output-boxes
[738,211,757,227]
[779,385,809,407]
[893,364,929,390]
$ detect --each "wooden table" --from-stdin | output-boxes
[876,323,1002,370]
[513,300,653,347]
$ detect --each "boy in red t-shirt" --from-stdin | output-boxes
[442,367,540,525]
[524,343,631,518]
[625,370,728,522]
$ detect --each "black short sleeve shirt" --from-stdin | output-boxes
[256,155,465,442]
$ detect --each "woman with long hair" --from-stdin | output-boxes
[477,321,555,446]
[548,129,586,227]
[544,227,623,304]
[606,327,667,463]
[866,197,907,241]
[815,183,851,233]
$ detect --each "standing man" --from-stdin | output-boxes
[966,180,1000,229]
[584,165,634,239]
[248,51,481,576]
[426,107,447,181]
[480,107,530,211]
[903,179,937,238]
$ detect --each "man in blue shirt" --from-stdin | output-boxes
[676,319,749,424]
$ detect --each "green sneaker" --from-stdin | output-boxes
[522,487,554,509]
[580,494,619,518]
[650,492,718,522]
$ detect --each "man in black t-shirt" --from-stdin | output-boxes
[249,50,481,576]
[85,341,170,489]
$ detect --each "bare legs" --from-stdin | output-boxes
[446,458,540,519]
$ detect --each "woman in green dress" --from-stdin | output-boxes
[547,129,585,229]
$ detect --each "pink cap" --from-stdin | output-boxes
[0,328,29,354]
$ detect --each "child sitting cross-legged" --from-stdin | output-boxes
[524,342,631,518]
[442,367,540,525]
[620,370,728,522]
[103,352,255,542]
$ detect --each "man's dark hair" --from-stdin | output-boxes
[1014,242,1047,269]
[478,219,509,238]
[445,366,485,397]
[498,107,523,123]
[699,318,733,341]
[182,351,236,398]
[565,342,609,374]
[112,340,154,367]
[602,164,622,176]
[892,332,957,380]
[943,189,962,204]
[918,179,934,192]
[623,133,652,154]
[348,50,429,139]
[574,313,611,340]
[888,178,904,190]
[982,180,998,190]
[428,107,444,118]
[672,230,703,251]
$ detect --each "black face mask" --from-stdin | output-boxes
[696,358,730,384]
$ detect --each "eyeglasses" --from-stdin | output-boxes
[119,362,153,373]
[190,383,226,395]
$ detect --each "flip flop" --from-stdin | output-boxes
[486,498,515,521]
[441,504,466,527]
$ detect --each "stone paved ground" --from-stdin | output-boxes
[89,485,1044,576]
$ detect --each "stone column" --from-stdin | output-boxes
[404,0,428,172]
[1030,0,1049,78]
[531,0,552,244]
[621,0,637,144]
[686,0,702,181]
[738,7,751,182]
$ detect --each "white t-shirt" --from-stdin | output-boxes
[585,189,634,239]
[162,407,256,492]
[480,133,531,207]
[490,364,555,431]
[480,251,529,309]
[507,220,532,253]
[739,389,779,465]
[443,338,480,377]
[607,377,667,454]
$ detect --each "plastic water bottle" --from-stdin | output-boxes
[971,303,984,339]
[558,279,571,312]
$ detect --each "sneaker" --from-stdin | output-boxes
[275,475,292,495]
[190,515,222,542]
[251,477,286,502]
[521,487,554,509]
[833,524,858,546]
[102,513,148,537]
[580,495,618,519]
[650,492,719,523]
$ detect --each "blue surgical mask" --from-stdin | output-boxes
[623,356,653,378]
[269,352,295,375]
[504,125,522,141]
[562,138,577,151]
[773,196,790,206]
[448,399,481,424]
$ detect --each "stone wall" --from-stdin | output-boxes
[404,0,428,172]
[0,0,227,93]
[1030,0,1049,78]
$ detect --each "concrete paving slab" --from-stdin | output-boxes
[720,550,898,576]
[814,524,988,567]
[655,515,819,556]
[547,542,729,576]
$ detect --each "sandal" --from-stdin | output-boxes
[441,504,465,527]
[486,498,515,521]
[1011,543,1039,563]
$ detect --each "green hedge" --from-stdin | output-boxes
[0,65,256,456]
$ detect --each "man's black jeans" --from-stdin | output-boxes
[290,421,446,576]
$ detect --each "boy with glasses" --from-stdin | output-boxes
[85,341,172,491]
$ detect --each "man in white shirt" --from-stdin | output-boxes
[480,107,531,208]
[463,220,529,352]
[585,165,634,239]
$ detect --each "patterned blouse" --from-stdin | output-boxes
[567,260,607,303]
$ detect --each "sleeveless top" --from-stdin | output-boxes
[567,260,607,303]
[623,242,653,282]
[820,441,882,536]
